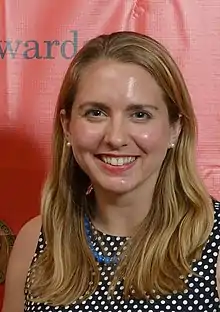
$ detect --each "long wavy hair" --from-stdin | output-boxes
[28,31,214,305]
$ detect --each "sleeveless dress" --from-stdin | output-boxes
[24,200,220,312]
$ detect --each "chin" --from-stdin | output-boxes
[99,180,136,195]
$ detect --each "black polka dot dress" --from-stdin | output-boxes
[24,200,220,311]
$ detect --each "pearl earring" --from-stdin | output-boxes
[170,143,175,148]
[66,141,71,146]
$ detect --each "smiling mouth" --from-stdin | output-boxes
[96,155,137,166]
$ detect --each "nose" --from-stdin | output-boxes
[104,117,128,148]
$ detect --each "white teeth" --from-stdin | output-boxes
[100,156,136,166]
[118,158,124,166]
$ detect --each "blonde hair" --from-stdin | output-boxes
[28,31,214,305]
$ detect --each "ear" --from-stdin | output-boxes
[60,109,71,142]
[169,117,182,148]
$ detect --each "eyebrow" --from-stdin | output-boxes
[77,101,159,111]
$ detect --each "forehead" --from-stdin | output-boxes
[75,60,164,106]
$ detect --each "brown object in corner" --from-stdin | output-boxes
[0,221,15,284]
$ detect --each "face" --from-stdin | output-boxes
[62,60,180,194]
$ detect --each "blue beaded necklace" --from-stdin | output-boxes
[84,215,119,265]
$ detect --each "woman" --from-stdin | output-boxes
[2,31,220,312]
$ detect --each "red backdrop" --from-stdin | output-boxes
[0,0,220,306]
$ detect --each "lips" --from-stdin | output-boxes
[96,155,137,166]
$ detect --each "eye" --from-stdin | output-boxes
[132,111,152,120]
[84,109,107,118]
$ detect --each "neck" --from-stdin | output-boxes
[92,176,157,237]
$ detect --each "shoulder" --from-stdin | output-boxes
[213,198,220,206]
[17,215,42,242]
[9,215,42,277]
[213,198,220,297]
[2,215,42,312]
[8,214,42,269]
[212,198,220,214]
[12,215,42,259]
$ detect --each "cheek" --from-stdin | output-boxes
[70,120,104,150]
[132,122,170,152]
